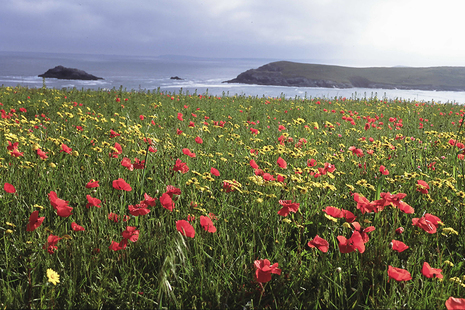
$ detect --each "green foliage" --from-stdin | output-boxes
[0,86,464,309]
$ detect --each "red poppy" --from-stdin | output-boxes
[200,215,217,233]
[48,191,72,217]
[416,180,430,194]
[121,157,134,171]
[110,129,120,138]
[188,121,195,127]
[7,141,18,150]
[71,222,85,231]
[60,143,73,154]
[195,136,203,144]
[108,212,119,222]
[395,227,405,234]
[132,158,145,170]
[353,193,377,214]
[307,158,317,167]
[391,240,409,252]
[9,149,24,157]
[254,259,281,283]
[337,231,365,254]
[128,204,151,216]
[278,200,300,217]
[210,167,220,176]
[148,146,157,153]
[277,157,287,169]
[307,235,329,253]
[176,220,195,238]
[182,148,196,158]
[109,238,128,251]
[140,193,157,206]
[351,222,375,243]
[387,265,412,282]
[348,146,364,157]
[379,165,389,175]
[164,185,180,197]
[446,297,465,310]
[4,183,16,194]
[322,206,355,222]
[160,193,175,211]
[176,128,183,135]
[26,210,45,231]
[86,195,102,208]
[412,213,442,234]
[43,234,62,254]
[85,180,99,188]
[172,159,189,173]
[421,262,443,279]
[36,148,48,159]
[177,113,184,121]
[250,159,259,169]
[122,226,139,242]
[112,178,132,191]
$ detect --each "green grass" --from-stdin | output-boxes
[0,86,465,309]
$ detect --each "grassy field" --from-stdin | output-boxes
[1,86,465,309]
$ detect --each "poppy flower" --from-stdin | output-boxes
[176,128,183,135]
[112,178,132,191]
[250,159,259,169]
[43,234,62,254]
[7,141,18,150]
[348,146,364,157]
[421,262,443,279]
[277,157,287,169]
[210,167,220,177]
[128,204,151,216]
[85,180,99,188]
[391,240,409,252]
[176,220,195,238]
[445,297,465,310]
[188,121,195,127]
[109,238,128,251]
[110,129,120,138]
[160,193,175,211]
[48,191,72,217]
[86,195,102,208]
[132,158,145,170]
[26,210,45,231]
[387,265,412,282]
[4,183,16,194]
[412,213,442,234]
[108,212,119,222]
[351,222,375,243]
[182,148,196,158]
[122,226,139,242]
[60,143,73,154]
[200,215,217,233]
[71,222,85,231]
[416,180,430,194]
[148,146,157,153]
[278,200,300,217]
[307,235,329,253]
[195,136,203,144]
[177,113,184,121]
[121,157,134,171]
[337,231,365,254]
[9,149,24,157]
[36,148,48,159]
[166,185,182,197]
[172,159,189,173]
[379,165,389,175]
[140,193,157,207]
[254,259,281,283]
[307,158,317,167]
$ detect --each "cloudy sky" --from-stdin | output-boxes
[1,0,464,67]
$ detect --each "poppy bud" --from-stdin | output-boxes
[395,227,404,234]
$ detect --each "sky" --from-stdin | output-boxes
[1,0,464,67]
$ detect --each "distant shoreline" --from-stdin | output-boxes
[224,61,465,92]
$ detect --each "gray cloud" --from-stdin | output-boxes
[1,0,464,66]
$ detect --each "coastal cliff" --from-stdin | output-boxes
[225,61,465,91]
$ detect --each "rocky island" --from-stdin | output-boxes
[224,61,465,91]
[39,65,103,80]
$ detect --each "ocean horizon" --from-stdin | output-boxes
[1,51,465,104]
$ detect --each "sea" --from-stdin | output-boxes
[2,51,465,104]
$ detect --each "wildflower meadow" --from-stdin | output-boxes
[1,86,465,309]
